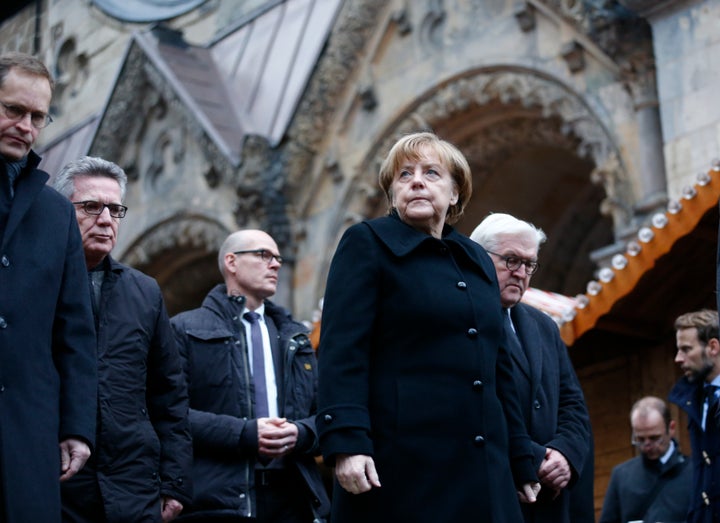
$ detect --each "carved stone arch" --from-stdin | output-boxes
[349,66,630,233]
[320,66,624,297]
[120,214,230,315]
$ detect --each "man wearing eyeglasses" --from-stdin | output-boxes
[669,309,720,523]
[52,156,192,523]
[600,396,691,523]
[170,230,329,522]
[471,213,593,523]
[0,53,97,522]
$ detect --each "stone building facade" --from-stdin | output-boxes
[2,0,718,516]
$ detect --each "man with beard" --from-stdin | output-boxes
[599,396,691,523]
[669,309,720,523]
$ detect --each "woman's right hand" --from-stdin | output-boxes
[335,454,382,494]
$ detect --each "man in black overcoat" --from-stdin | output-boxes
[472,212,594,523]
[0,52,97,522]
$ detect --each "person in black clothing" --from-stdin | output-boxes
[0,52,96,523]
[669,309,720,523]
[600,396,691,523]
[171,229,329,522]
[53,156,192,523]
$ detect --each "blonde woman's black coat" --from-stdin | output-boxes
[317,213,536,523]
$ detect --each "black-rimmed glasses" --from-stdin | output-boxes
[72,200,128,219]
[0,100,53,129]
[486,251,539,275]
[234,249,283,265]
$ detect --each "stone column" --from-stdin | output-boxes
[625,61,668,215]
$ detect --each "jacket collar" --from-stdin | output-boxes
[365,212,495,282]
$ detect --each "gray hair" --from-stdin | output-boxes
[470,212,546,252]
[53,156,127,201]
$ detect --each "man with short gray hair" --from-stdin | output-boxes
[53,156,192,523]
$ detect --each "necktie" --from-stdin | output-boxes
[703,384,719,431]
[244,311,269,418]
[503,310,528,370]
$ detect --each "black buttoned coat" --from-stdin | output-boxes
[0,153,97,522]
[317,213,536,523]
[508,303,593,523]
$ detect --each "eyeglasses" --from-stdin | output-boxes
[486,251,539,275]
[0,100,53,129]
[630,434,665,447]
[234,249,283,265]
[72,200,128,219]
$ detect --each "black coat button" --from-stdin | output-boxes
[457,281,467,289]
[324,414,333,423]
[467,328,478,338]
[0,317,6,329]
[473,435,485,447]
[472,380,483,390]
[533,400,541,409]
[0,255,8,267]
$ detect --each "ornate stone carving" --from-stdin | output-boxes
[561,40,585,73]
[121,215,229,266]
[514,2,537,32]
[284,0,385,187]
[355,69,630,230]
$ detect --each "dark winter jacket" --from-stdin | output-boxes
[317,213,537,523]
[171,284,329,521]
[0,152,97,523]
[670,377,720,523]
[61,256,192,522]
[599,441,691,523]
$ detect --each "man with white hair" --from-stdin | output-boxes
[471,213,593,523]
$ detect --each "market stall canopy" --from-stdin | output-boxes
[560,164,720,349]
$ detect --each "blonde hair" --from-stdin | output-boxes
[378,132,472,224]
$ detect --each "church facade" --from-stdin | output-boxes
[2,0,718,515]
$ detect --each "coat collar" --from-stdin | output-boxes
[2,151,47,250]
[365,212,495,281]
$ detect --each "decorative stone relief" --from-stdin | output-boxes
[514,2,537,32]
[122,215,229,267]
[561,40,585,73]
[356,69,630,230]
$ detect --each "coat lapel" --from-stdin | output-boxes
[1,164,48,251]
[513,305,544,394]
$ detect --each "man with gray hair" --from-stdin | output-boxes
[600,396,691,523]
[53,156,192,523]
[171,229,329,522]
[471,212,593,523]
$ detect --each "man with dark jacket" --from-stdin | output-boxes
[471,213,594,523]
[600,396,691,523]
[52,156,192,523]
[171,229,329,522]
[669,309,720,523]
[0,52,97,523]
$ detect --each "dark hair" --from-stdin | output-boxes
[0,52,55,92]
